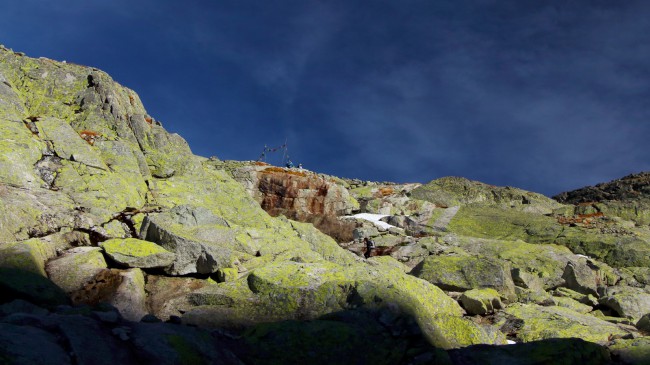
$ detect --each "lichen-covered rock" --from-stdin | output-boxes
[446,205,562,243]
[561,260,600,297]
[552,296,593,314]
[553,287,599,307]
[511,268,545,292]
[515,287,555,306]
[288,220,359,266]
[216,268,238,283]
[411,176,563,214]
[460,288,503,315]
[140,205,245,275]
[411,251,516,300]
[619,267,650,287]
[101,238,175,269]
[0,238,56,276]
[0,185,77,243]
[454,237,576,290]
[598,286,650,322]
[504,304,627,343]
[554,172,650,226]
[45,247,107,293]
[183,261,503,349]
[0,120,45,189]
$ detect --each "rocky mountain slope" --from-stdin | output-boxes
[1,47,649,364]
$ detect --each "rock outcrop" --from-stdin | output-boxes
[3,46,650,363]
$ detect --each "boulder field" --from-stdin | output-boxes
[1,47,650,364]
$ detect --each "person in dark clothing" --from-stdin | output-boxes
[364,237,375,259]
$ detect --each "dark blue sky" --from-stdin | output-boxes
[2,1,649,196]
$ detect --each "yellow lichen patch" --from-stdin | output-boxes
[100,238,175,269]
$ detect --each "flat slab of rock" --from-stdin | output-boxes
[101,238,175,269]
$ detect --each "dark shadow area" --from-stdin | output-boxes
[0,267,69,308]
[448,338,614,365]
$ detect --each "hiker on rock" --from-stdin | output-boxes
[364,237,375,259]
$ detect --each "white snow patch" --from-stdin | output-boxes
[506,340,516,345]
[576,254,591,259]
[351,213,395,230]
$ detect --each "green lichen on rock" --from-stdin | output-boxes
[101,238,175,269]
[460,288,503,315]
[289,219,359,266]
[552,296,593,314]
[411,250,516,299]
[504,304,626,343]
[411,176,563,214]
[45,247,108,293]
[598,286,650,322]
[0,51,88,121]
[451,237,576,290]
[0,238,56,276]
[446,205,562,243]
[184,261,502,349]
[0,120,45,188]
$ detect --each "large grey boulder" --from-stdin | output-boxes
[460,288,503,315]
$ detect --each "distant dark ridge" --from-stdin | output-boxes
[554,171,650,203]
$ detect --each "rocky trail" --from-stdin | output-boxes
[1,47,650,364]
